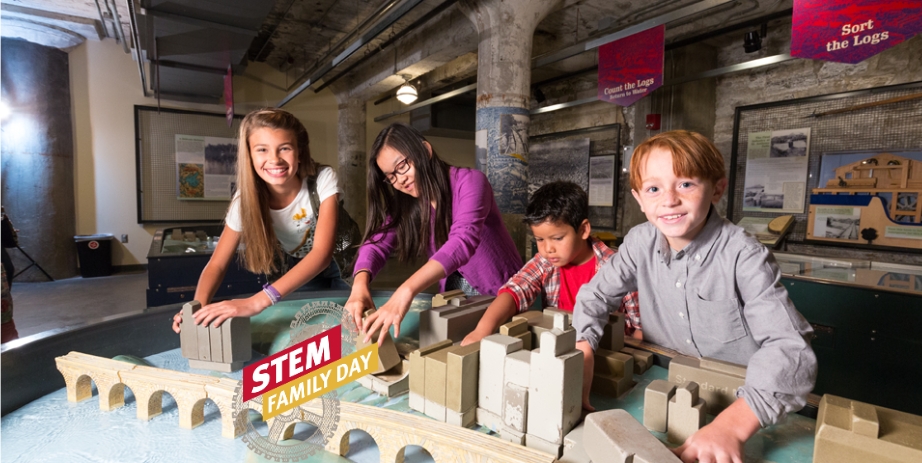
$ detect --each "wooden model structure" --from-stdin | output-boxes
[179,301,251,372]
[814,394,922,463]
[810,153,922,249]
[55,351,242,438]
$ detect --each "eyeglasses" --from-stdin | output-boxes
[383,158,411,184]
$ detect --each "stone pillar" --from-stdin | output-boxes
[0,38,77,280]
[460,0,562,255]
[334,98,367,232]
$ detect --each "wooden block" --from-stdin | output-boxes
[560,422,592,463]
[408,339,452,397]
[511,310,544,325]
[425,346,458,407]
[445,406,476,428]
[527,348,583,444]
[409,391,425,412]
[424,397,446,422]
[668,355,745,415]
[593,349,635,397]
[368,359,410,397]
[600,312,625,352]
[478,334,524,415]
[667,381,707,444]
[195,230,208,241]
[180,302,201,359]
[504,350,531,389]
[514,331,533,351]
[815,394,922,463]
[209,324,223,363]
[539,327,577,357]
[432,289,466,307]
[500,318,529,336]
[446,342,480,413]
[591,373,634,398]
[419,297,493,348]
[503,383,528,432]
[543,308,571,329]
[620,346,653,374]
[498,425,526,445]
[476,406,503,431]
[525,433,563,459]
[643,379,676,432]
[357,310,401,374]
[585,409,682,463]
[223,317,252,365]
[170,228,182,240]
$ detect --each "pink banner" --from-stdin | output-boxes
[791,0,922,64]
[224,65,234,127]
[597,25,665,107]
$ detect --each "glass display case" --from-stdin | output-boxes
[146,224,266,307]
[773,252,922,415]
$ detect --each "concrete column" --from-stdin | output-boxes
[461,0,561,254]
[0,38,77,280]
[334,98,367,231]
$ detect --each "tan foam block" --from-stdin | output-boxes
[584,409,682,463]
[408,340,453,396]
[667,381,707,444]
[446,342,480,413]
[668,355,745,415]
[620,346,653,374]
[432,289,466,307]
[500,318,529,336]
[815,394,922,463]
[425,346,458,407]
[643,379,676,432]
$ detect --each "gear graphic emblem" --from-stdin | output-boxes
[233,300,356,461]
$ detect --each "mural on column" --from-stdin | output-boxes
[528,138,591,196]
[475,129,488,174]
[490,114,530,212]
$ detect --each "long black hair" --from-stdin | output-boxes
[363,123,453,262]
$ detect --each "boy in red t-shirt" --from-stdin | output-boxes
[461,181,639,346]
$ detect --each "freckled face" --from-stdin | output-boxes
[249,127,300,191]
[377,145,418,197]
[530,219,592,268]
[631,147,726,251]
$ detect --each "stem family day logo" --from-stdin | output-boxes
[233,301,376,461]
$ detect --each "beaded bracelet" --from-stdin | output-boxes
[262,283,282,305]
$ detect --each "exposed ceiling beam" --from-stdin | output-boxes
[278,0,432,107]
[144,8,257,36]
[373,83,477,122]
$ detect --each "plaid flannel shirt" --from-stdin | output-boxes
[499,237,642,333]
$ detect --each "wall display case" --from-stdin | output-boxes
[775,252,922,414]
[146,224,266,307]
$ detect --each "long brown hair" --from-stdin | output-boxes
[234,108,318,274]
[364,123,453,262]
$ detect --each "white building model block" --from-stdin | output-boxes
[584,409,682,463]
[179,301,252,372]
[477,333,524,431]
[525,312,583,458]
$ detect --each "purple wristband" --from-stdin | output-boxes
[262,283,281,305]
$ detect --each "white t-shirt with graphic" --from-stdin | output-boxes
[225,167,341,258]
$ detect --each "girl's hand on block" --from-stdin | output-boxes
[362,287,414,345]
[344,286,375,334]
[192,295,267,328]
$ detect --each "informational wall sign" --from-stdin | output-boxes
[791,0,922,64]
[598,25,665,107]
[175,134,237,200]
[742,128,810,214]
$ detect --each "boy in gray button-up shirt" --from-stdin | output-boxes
[574,131,816,463]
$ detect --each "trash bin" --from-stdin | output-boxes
[74,234,114,278]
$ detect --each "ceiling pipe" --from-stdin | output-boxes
[126,0,150,97]
[287,0,405,90]
[277,0,431,107]
[100,0,129,54]
[92,0,111,39]
[312,0,460,94]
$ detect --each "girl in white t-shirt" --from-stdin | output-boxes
[172,108,345,332]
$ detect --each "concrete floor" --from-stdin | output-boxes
[5,258,430,342]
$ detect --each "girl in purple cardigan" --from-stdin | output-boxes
[346,123,522,344]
